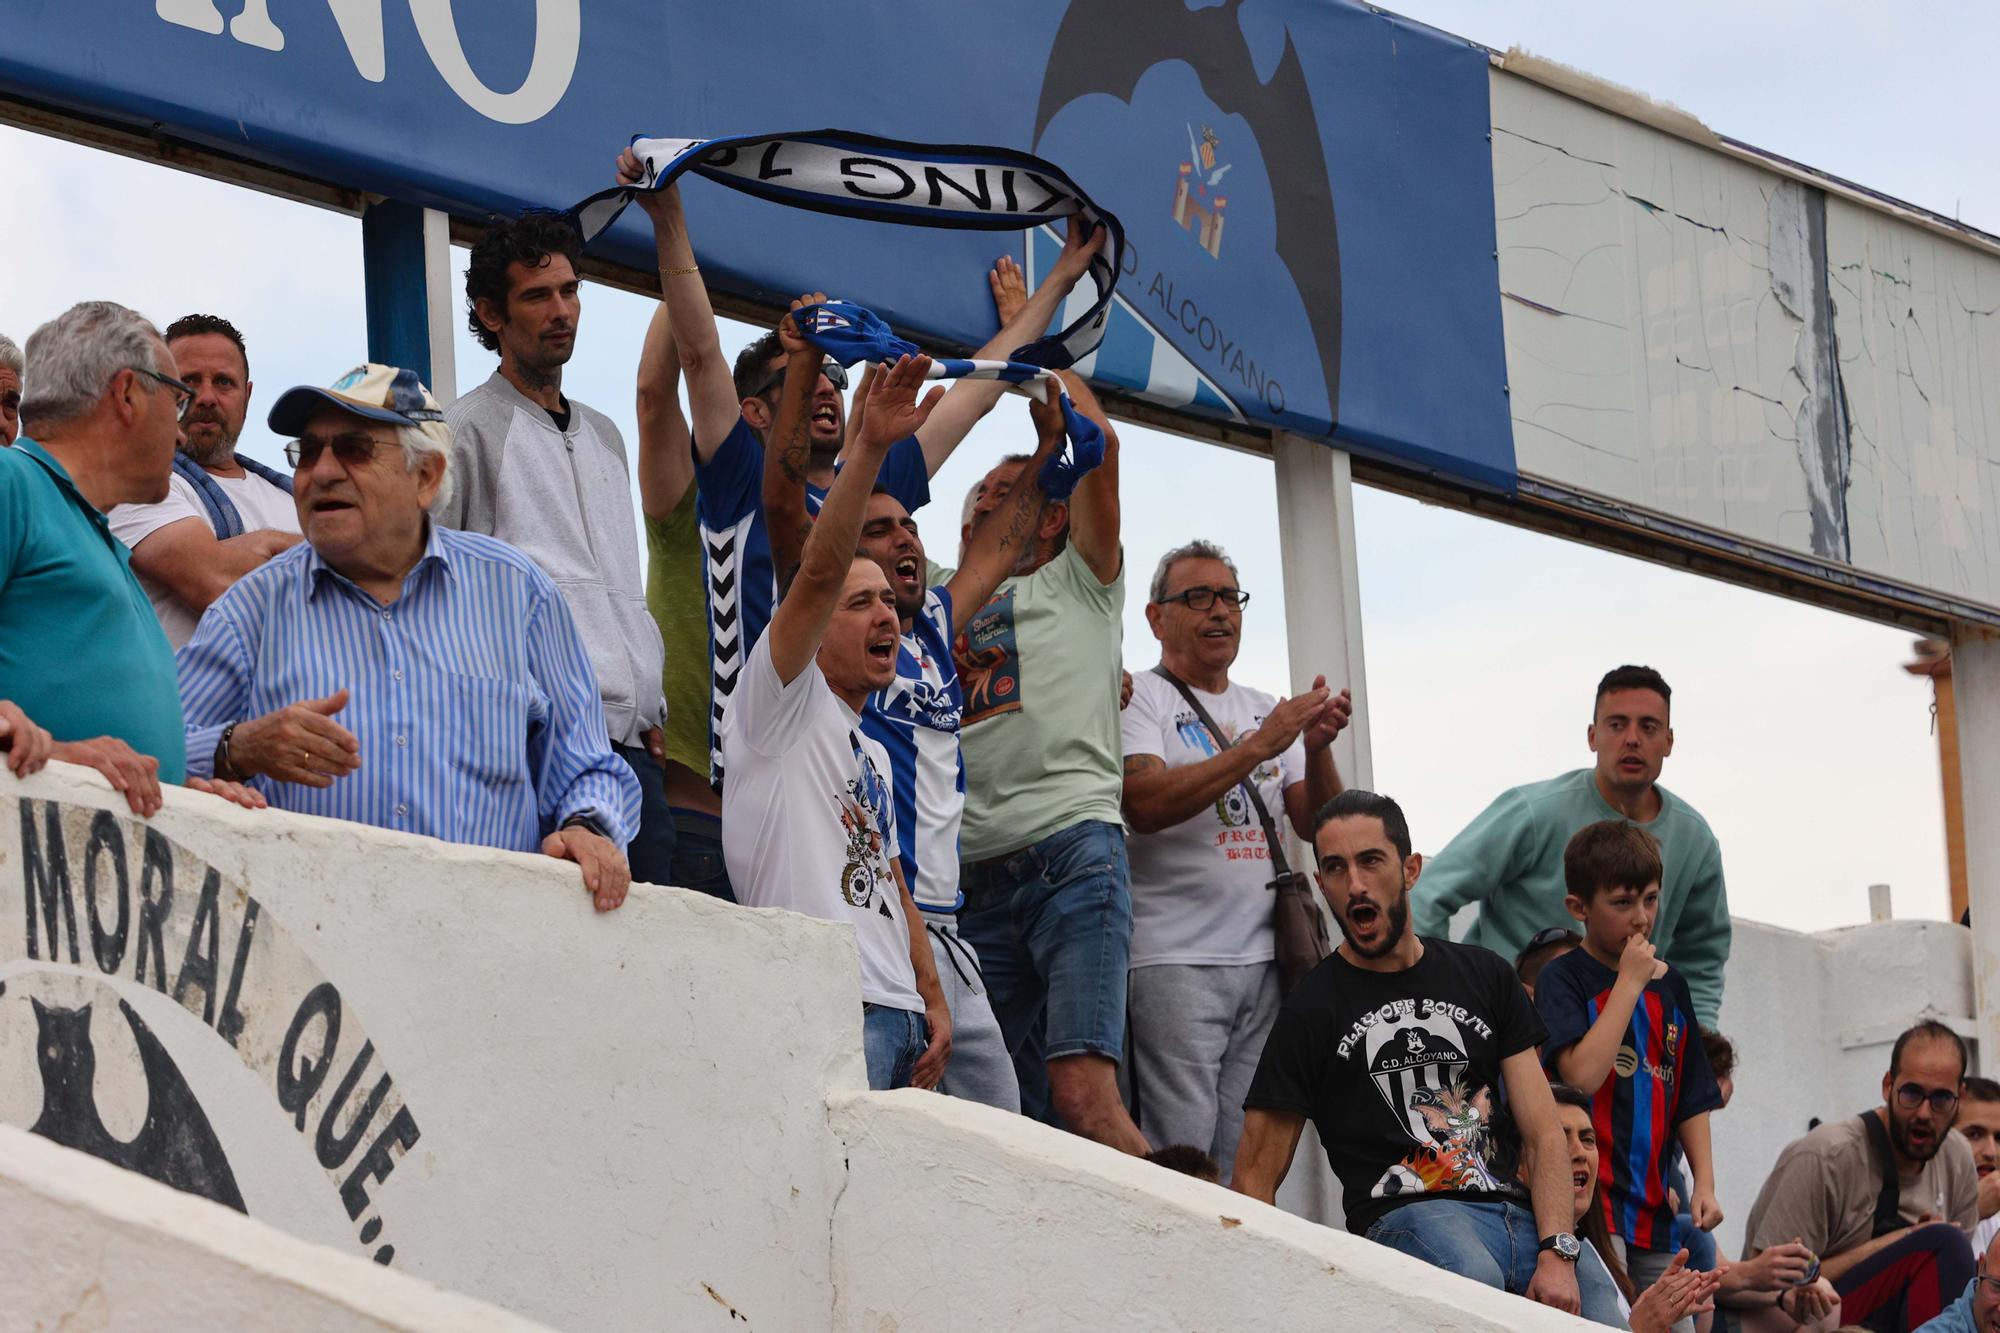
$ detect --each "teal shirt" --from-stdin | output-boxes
[1409,768,1730,1025]
[0,440,186,782]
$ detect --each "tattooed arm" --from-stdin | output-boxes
[943,409,1069,634]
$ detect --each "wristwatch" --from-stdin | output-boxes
[1538,1232,1582,1262]
[561,812,610,840]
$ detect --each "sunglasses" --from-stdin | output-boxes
[130,366,195,423]
[284,431,390,469]
[751,357,849,398]
[1156,586,1250,612]
[1893,1082,1960,1115]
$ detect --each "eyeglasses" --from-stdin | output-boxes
[1156,586,1250,612]
[751,357,849,399]
[1894,1082,1961,1115]
[1974,1269,2000,1299]
[285,431,389,469]
[130,366,194,423]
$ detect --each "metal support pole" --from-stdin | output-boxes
[361,200,456,402]
[1955,629,2000,1073]
[1269,433,1374,1230]
[1273,433,1374,789]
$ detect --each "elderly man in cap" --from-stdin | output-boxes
[177,364,641,910]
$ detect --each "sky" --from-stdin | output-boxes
[0,2,1981,933]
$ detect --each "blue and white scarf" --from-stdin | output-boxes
[791,300,1105,502]
[171,452,295,539]
[567,130,1124,373]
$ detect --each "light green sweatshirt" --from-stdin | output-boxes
[1409,768,1731,1026]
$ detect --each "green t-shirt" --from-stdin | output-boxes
[644,485,711,778]
[955,543,1125,861]
[0,440,186,782]
[1408,767,1731,1026]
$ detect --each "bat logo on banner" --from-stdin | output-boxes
[1033,0,1342,426]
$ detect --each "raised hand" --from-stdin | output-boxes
[989,253,1028,325]
[781,292,828,356]
[616,147,679,220]
[859,354,944,453]
[1049,218,1107,282]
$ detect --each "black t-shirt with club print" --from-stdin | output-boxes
[1244,936,1546,1235]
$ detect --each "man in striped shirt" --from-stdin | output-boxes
[178,364,641,912]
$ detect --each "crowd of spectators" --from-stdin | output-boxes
[3,167,1995,1331]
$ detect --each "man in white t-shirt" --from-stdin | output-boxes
[1121,539,1349,1177]
[106,314,301,648]
[720,351,951,1092]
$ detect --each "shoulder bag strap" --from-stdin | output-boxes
[1150,665,1294,880]
[1856,1110,1905,1237]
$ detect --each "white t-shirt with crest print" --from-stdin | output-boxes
[1121,669,1306,969]
[719,633,921,1012]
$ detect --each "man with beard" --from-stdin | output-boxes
[107,315,301,649]
[1741,1022,1978,1332]
[439,212,673,889]
[1411,665,1731,1027]
[1232,789,1621,1324]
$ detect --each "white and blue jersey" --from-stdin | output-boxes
[695,416,929,784]
[862,586,966,913]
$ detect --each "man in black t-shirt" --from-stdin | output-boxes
[1233,790,1622,1323]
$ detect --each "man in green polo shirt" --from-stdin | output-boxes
[0,300,252,816]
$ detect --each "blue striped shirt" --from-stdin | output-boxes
[861,587,965,912]
[177,523,640,853]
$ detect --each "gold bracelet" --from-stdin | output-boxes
[660,263,700,277]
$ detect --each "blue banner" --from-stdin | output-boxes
[0,0,1512,490]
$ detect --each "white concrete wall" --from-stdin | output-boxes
[0,761,858,1330]
[0,1123,552,1332]
[827,1091,1590,1333]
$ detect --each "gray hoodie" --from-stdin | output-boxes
[438,372,665,747]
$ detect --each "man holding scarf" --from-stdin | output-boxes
[109,314,302,649]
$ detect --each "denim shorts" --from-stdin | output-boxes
[957,820,1131,1115]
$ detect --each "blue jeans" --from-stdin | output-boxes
[862,1004,927,1090]
[668,809,734,903]
[613,744,676,888]
[1365,1199,1625,1326]
[957,820,1131,1126]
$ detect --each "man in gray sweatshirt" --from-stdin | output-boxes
[437,211,674,888]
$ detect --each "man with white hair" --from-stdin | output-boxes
[0,332,22,444]
[0,299,237,816]
[1120,538,1349,1178]
[177,364,640,911]
[107,314,302,648]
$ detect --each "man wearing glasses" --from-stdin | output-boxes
[178,364,641,913]
[0,301,225,814]
[1119,539,1348,1177]
[1740,1020,1978,1332]
[108,314,302,649]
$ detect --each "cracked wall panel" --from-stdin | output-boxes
[1827,197,2000,607]
[1493,73,1815,549]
